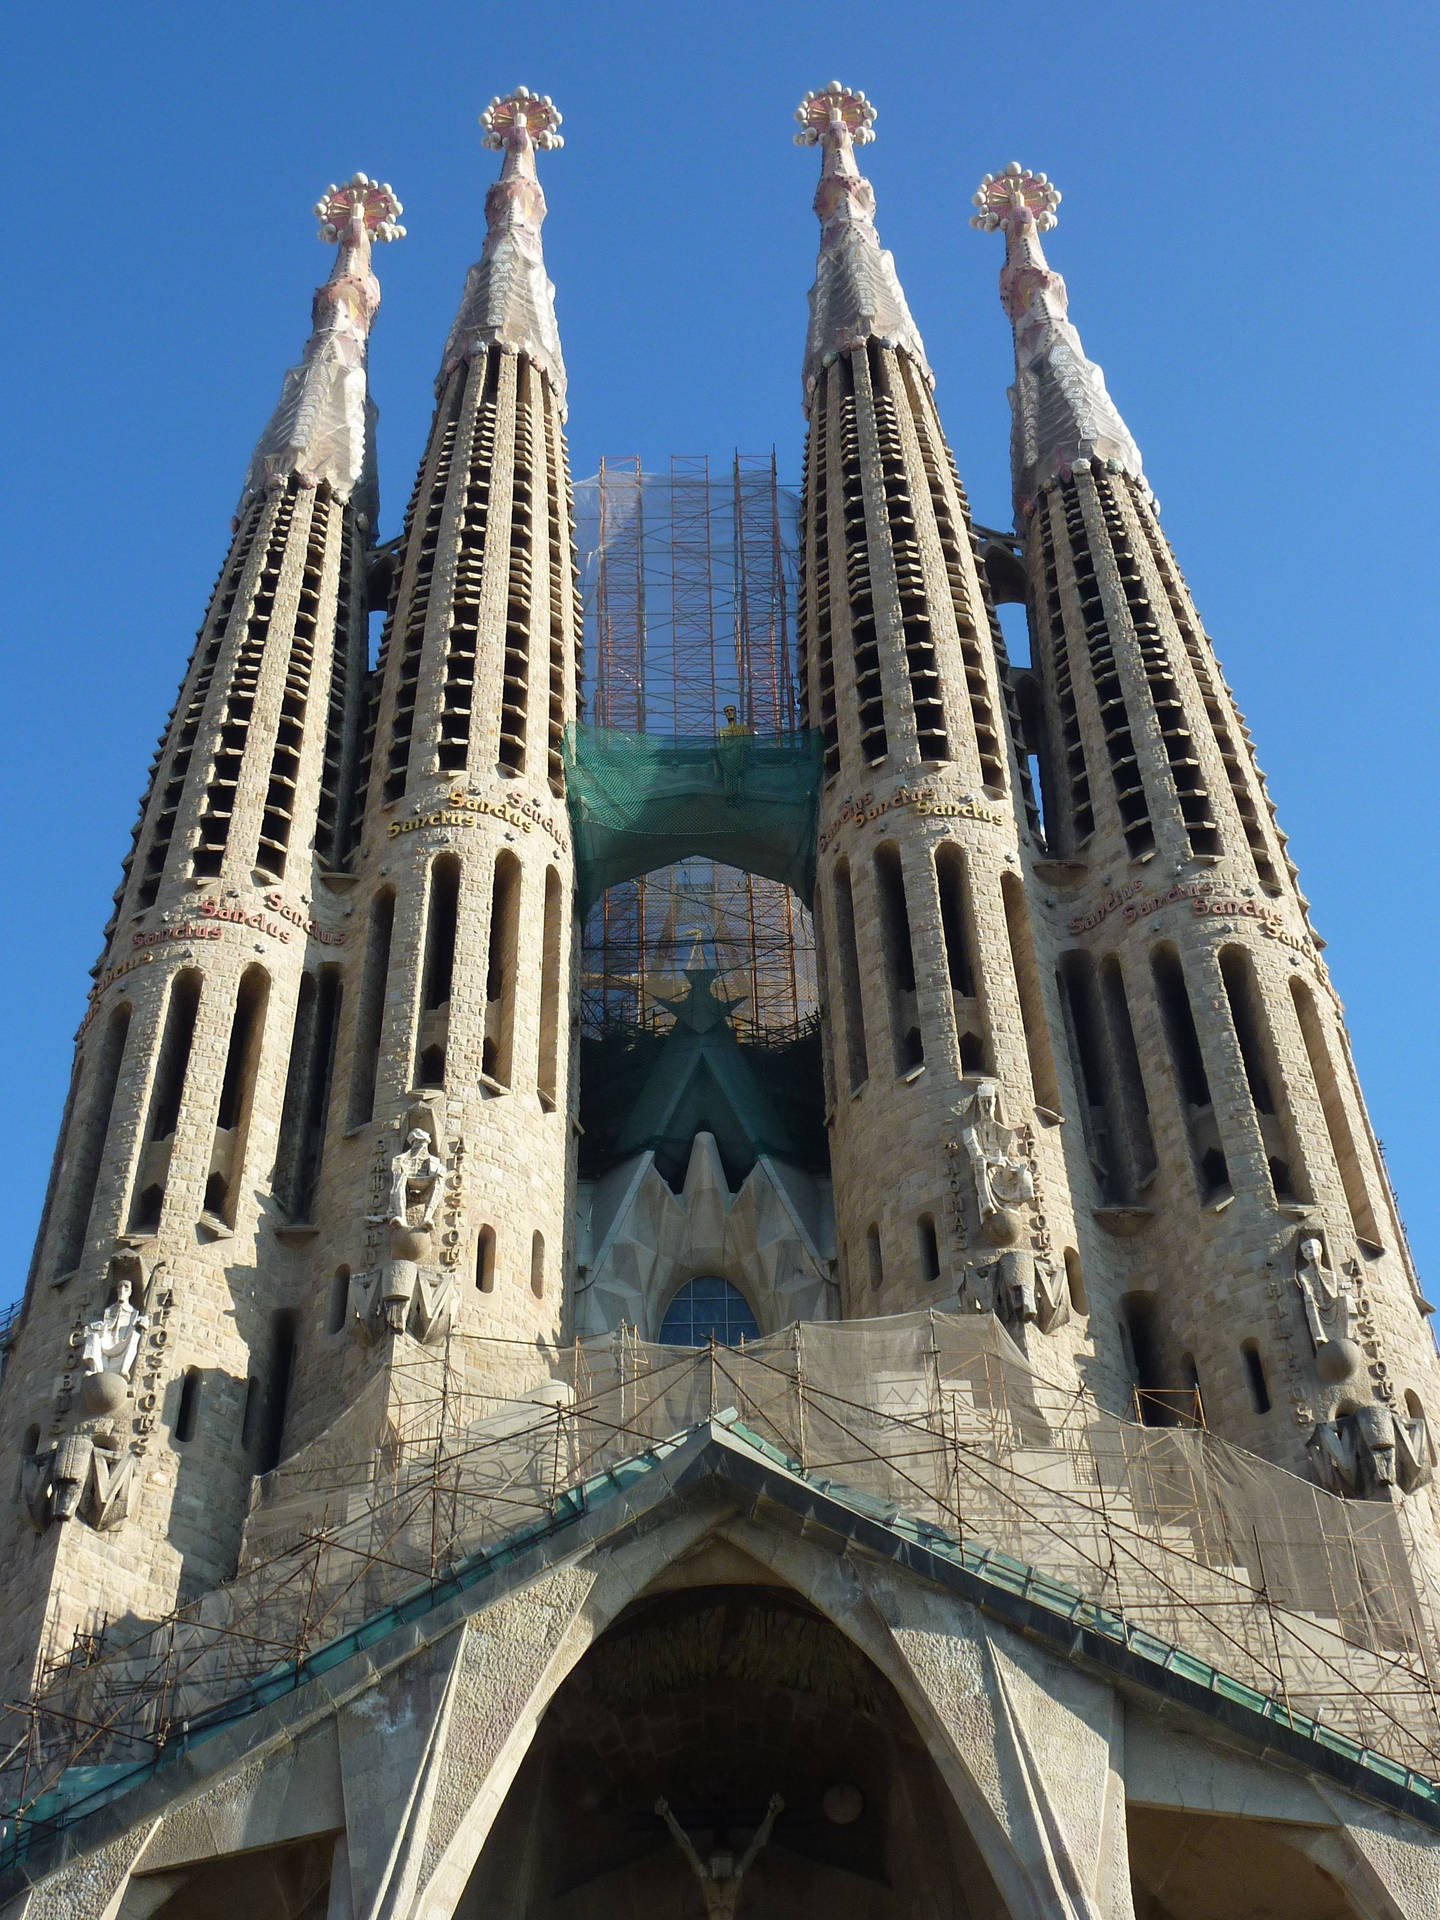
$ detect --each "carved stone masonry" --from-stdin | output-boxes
[1307,1401,1435,1503]
[955,1080,1035,1248]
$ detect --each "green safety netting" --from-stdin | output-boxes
[562,724,825,913]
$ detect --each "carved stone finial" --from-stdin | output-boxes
[481,87,564,151]
[970,162,1061,234]
[313,173,405,245]
[793,80,876,148]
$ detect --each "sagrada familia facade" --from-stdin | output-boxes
[1,82,1438,1918]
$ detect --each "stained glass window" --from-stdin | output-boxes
[657,1276,760,1348]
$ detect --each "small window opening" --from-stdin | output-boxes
[476,1225,496,1294]
[530,1230,546,1300]
[1063,1247,1087,1313]
[917,1214,940,1283]
[866,1223,884,1293]
[252,1311,297,1475]
[175,1367,202,1444]
[1242,1340,1272,1414]
[326,1266,350,1336]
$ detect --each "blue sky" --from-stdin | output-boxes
[3,0,1438,1296]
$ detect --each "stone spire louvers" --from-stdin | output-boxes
[971,164,1143,519]
[439,88,567,411]
[5,176,403,1678]
[795,81,932,414]
[794,90,1086,1344]
[972,167,1432,1489]
[240,176,405,523]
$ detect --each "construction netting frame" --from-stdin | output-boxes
[563,724,824,914]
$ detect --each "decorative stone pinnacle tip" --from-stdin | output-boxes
[969,162,1060,234]
[793,80,876,148]
[312,174,406,244]
[480,87,564,151]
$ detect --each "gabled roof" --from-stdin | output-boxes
[6,1411,1438,1892]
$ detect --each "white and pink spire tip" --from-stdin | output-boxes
[971,162,1060,234]
[481,87,564,151]
[793,80,876,147]
[313,173,405,245]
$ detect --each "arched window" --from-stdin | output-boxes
[658,1277,759,1348]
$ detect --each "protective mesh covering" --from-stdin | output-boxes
[563,724,824,913]
[10,1312,1440,1846]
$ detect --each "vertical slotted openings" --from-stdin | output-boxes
[1037,496,1093,850]
[831,859,868,1092]
[537,866,563,1112]
[257,491,331,882]
[52,1003,131,1278]
[128,970,202,1233]
[500,359,536,775]
[1219,947,1310,1203]
[836,357,886,763]
[193,490,298,880]
[1290,977,1382,1248]
[1001,872,1058,1110]
[484,852,521,1088]
[383,372,466,803]
[874,843,922,1073]
[1099,956,1157,1190]
[1151,944,1228,1201]
[251,1311,297,1476]
[1058,482,1153,858]
[1134,495,1282,890]
[868,343,948,762]
[897,357,1004,788]
[275,966,343,1220]
[866,1223,884,1293]
[129,509,264,913]
[800,389,839,776]
[530,1230,546,1300]
[415,854,461,1088]
[439,352,498,775]
[937,844,990,1075]
[347,888,394,1126]
[205,965,269,1224]
[1058,950,1127,1203]
[541,399,570,792]
[1093,471,1220,859]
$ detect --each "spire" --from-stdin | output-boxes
[971,163,1144,518]
[794,81,932,413]
[239,175,404,518]
[439,87,567,410]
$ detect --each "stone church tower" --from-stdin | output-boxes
[1,87,1439,1920]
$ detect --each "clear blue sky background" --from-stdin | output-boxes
[2,1,1437,1303]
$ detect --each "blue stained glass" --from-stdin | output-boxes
[657,1277,760,1348]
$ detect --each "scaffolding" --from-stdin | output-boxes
[573,456,815,1036]
[6,1313,1440,1863]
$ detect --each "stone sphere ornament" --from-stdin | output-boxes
[822,1783,864,1825]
